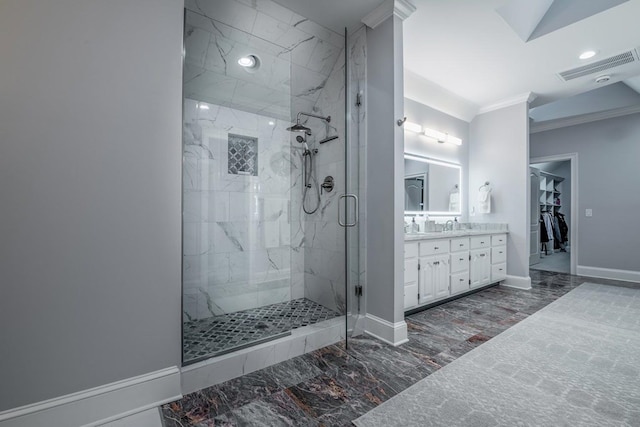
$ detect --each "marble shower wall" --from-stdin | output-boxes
[182,99,296,320]
[182,0,347,321]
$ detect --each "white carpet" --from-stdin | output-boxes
[353,283,640,426]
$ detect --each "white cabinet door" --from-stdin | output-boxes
[419,255,449,304]
[404,257,419,309]
[450,271,470,295]
[470,248,491,288]
[434,257,450,299]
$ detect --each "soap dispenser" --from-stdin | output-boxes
[454,217,459,230]
[411,217,419,233]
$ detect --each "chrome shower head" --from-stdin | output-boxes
[287,122,311,133]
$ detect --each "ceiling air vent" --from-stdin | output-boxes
[558,49,639,81]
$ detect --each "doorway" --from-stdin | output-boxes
[529,154,578,275]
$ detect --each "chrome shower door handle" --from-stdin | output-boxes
[338,194,358,227]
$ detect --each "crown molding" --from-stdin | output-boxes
[530,104,640,133]
[476,92,537,115]
[362,0,417,29]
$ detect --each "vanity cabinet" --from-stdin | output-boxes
[404,232,507,311]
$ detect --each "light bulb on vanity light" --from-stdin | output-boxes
[423,127,462,146]
[403,121,423,133]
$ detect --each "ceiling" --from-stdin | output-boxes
[404,0,640,123]
[273,0,640,126]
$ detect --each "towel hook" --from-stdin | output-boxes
[479,181,490,190]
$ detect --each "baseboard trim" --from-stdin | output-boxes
[0,367,181,427]
[502,275,532,290]
[577,265,640,283]
[364,314,408,347]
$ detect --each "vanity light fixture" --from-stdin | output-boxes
[579,50,597,60]
[404,121,462,146]
[422,127,462,146]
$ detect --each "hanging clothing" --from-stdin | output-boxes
[541,212,554,241]
[540,217,549,243]
[556,212,569,243]
[553,216,563,249]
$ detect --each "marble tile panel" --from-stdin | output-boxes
[252,12,314,54]
[184,26,211,69]
[226,390,320,426]
[211,221,265,253]
[291,15,344,49]
[289,273,304,301]
[260,354,324,389]
[186,0,258,35]
[184,69,238,109]
[284,374,355,418]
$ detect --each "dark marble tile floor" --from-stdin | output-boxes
[163,271,639,426]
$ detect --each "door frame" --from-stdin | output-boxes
[529,167,541,265]
[529,153,578,275]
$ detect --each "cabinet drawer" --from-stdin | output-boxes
[450,237,470,252]
[450,271,470,295]
[492,246,507,264]
[470,235,490,250]
[405,242,418,259]
[491,263,507,282]
[491,234,507,247]
[419,239,449,256]
[450,252,469,274]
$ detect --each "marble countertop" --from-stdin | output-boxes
[404,229,508,241]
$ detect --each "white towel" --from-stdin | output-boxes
[449,192,459,211]
[478,186,491,214]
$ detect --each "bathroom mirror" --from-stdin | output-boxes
[404,154,462,215]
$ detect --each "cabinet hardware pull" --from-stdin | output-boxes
[460,278,464,282]
[459,258,464,261]
[499,251,503,254]
[480,241,485,244]
[434,246,439,250]
[459,244,464,247]
[480,254,486,257]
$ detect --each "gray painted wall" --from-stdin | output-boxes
[530,113,640,271]
[469,103,530,280]
[403,98,470,220]
[0,0,183,410]
[366,16,405,324]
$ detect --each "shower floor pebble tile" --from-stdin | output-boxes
[183,298,340,363]
[164,271,639,426]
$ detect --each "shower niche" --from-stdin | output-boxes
[181,0,354,366]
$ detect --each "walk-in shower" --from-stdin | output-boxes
[181,0,360,367]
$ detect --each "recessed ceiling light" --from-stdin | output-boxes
[268,120,275,126]
[238,55,257,68]
[595,75,610,84]
[198,103,210,110]
[579,50,596,60]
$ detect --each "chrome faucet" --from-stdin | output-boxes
[444,220,454,231]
